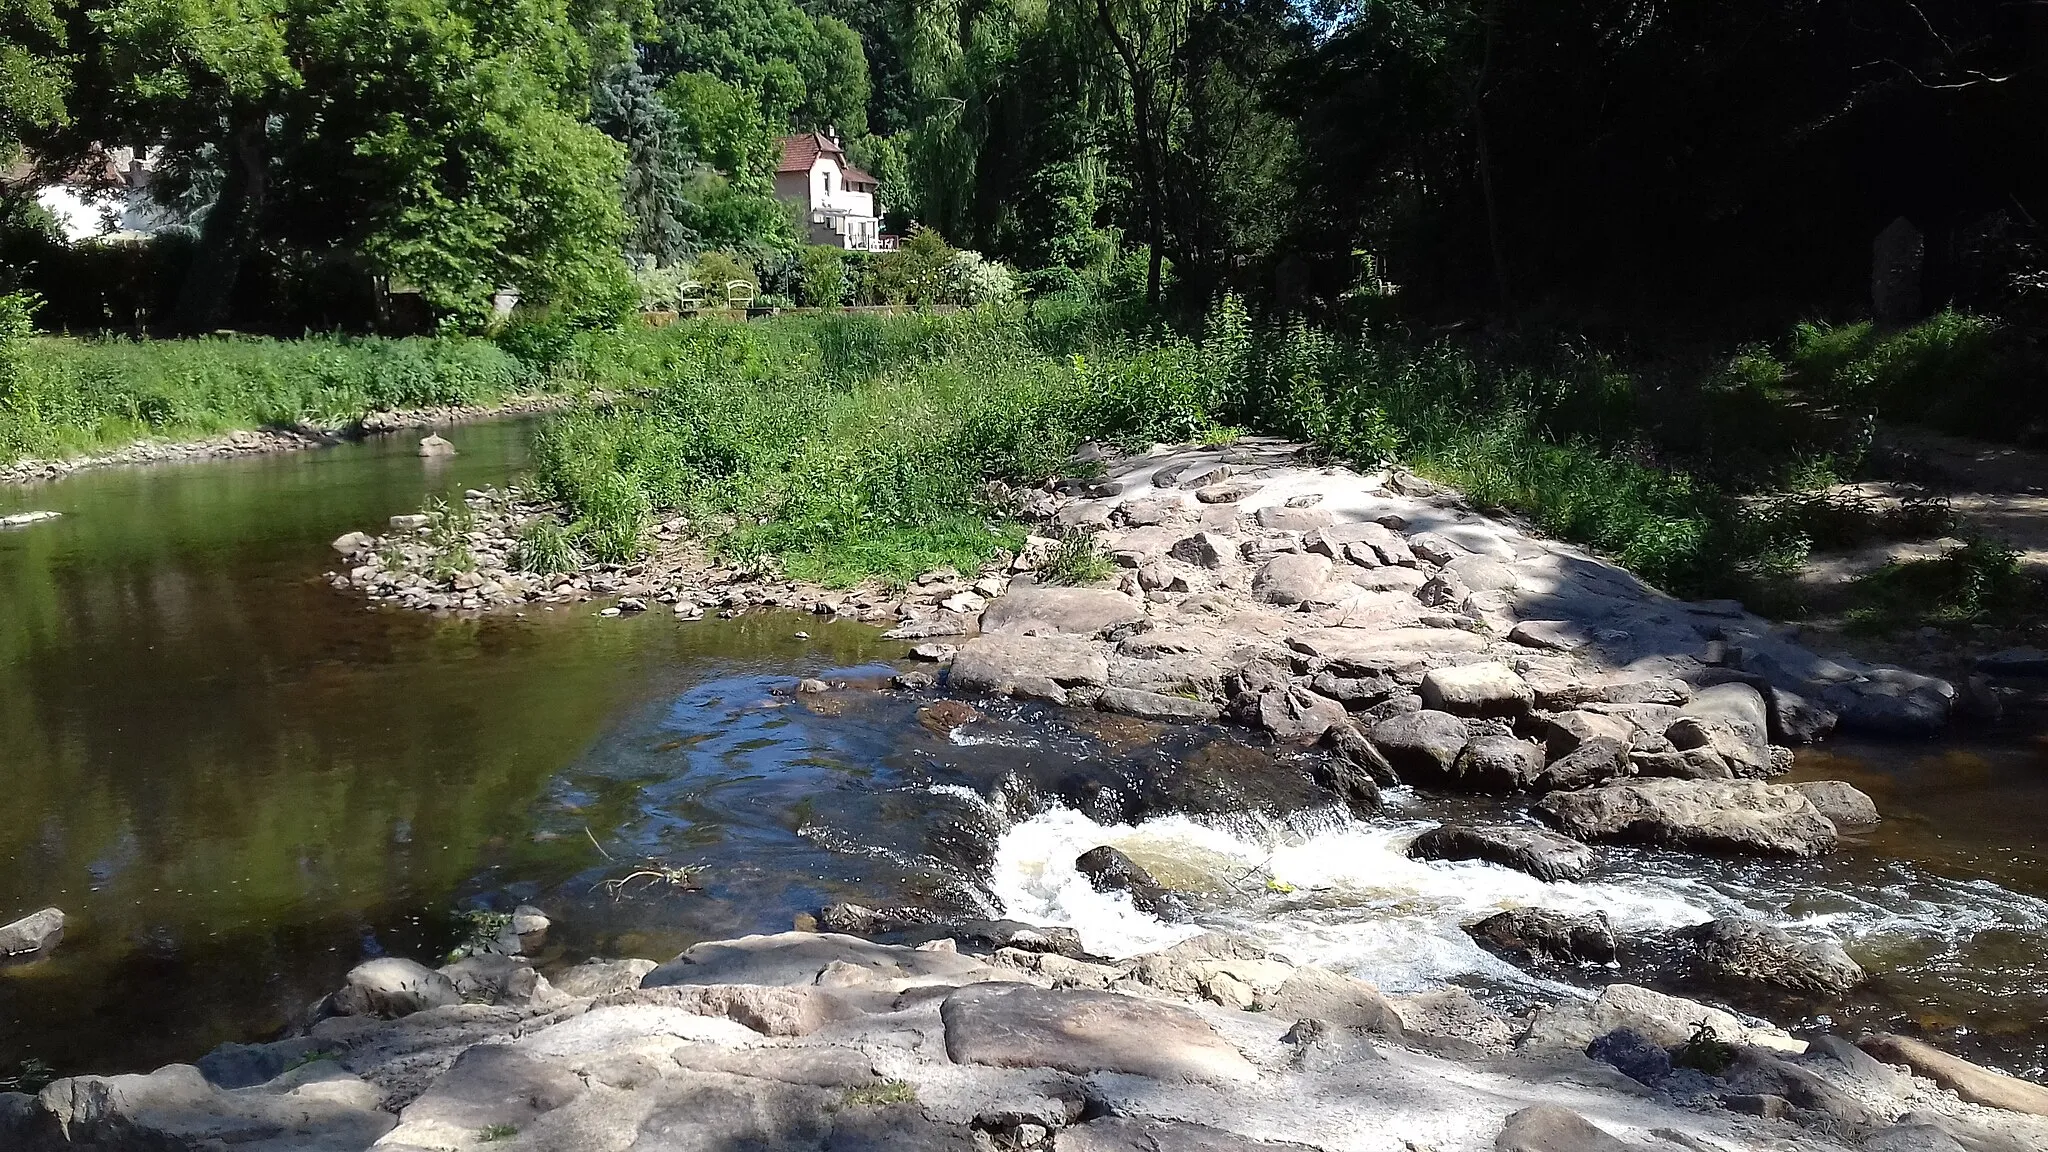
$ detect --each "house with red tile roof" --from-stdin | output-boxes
[774,130,891,250]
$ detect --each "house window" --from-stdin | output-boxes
[823,170,832,196]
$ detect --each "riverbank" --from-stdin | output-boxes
[0,394,577,486]
[6,926,2044,1152]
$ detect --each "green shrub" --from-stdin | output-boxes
[799,246,847,308]
[514,518,584,574]
[1039,531,1117,586]
[1846,537,2030,633]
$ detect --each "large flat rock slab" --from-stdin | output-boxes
[644,931,995,989]
[1055,1117,1316,1150]
[979,579,1144,636]
[941,983,1257,1082]
[949,634,1110,701]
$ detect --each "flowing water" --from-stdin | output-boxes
[3,424,2047,1087]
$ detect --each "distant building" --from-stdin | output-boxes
[18,145,181,242]
[773,130,891,251]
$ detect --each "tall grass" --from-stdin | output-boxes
[0,318,537,463]
[523,303,1794,594]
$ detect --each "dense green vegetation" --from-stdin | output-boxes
[497,303,1987,601]
[0,332,536,461]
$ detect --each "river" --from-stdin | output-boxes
[2,422,2046,1085]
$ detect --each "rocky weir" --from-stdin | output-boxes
[26,434,2037,1149]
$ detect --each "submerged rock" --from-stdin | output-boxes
[0,510,62,530]
[416,432,456,457]
[0,907,64,956]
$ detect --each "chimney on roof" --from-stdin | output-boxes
[826,126,839,145]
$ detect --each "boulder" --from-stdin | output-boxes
[1255,684,1348,742]
[1252,553,1334,607]
[416,433,456,457]
[1254,505,1333,533]
[1791,780,1880,826]
[949,634,1110,702]
[1858,1034,2048,1117]
[1721,1048,1881,1129]
[1310,756,1385,817]
[0,907,63,956]
[1495,1105,1643,1152]
[1673,918,1864,997]
[1371,710,1470,783]
[1827,672,1954,738]
[1408,825,1596,882]
[1418,662,1533,718]
[1534,778,1838,858]
[1076,846,1184,919]
[29,1063,393,1152]
[552,957,660,998]
[1529,736,1629,794]
[940,984,1257,1081]
[1321,723,1400,786]
[328,956,461,1018]
[1310,669,1397,706]
[1665,707,1771,778]
[1628,749,1734,780]
[1097,686,1222,722]
[1170,531,1236,568]
[1544,710,1635,759]
[1467,909,1617,965]
[1451,735,1547,793]
[1256,964,1404,1034]
[980,579,1146,636]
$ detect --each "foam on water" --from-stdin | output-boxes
[987,804,1712,994]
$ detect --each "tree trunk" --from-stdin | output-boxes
[1472,0,1512,318]
[172,111,267,333]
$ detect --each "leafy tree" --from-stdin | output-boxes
[0,0,71,159]
[803,13,867,135]
[84,0,630,328]
[594,59,698,264]
[660,69,778,185]
[646,0,868,132]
